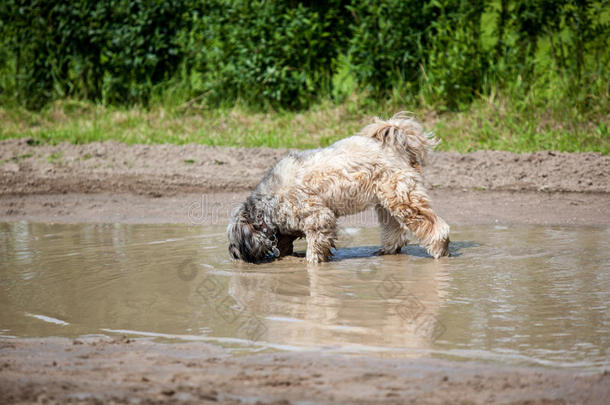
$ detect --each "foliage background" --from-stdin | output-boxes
[0,0,608,152]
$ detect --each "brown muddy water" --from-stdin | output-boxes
[1,222,609,372]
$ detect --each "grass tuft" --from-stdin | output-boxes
[0,92,607,154]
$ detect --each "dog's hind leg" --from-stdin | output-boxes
[302,207,337,263]
[376,176,450,259]
[375,204,410,255]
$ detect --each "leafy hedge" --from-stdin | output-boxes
[190,1,351,109]
[0,0,608,110]
[0,0,192,108]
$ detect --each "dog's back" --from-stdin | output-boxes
[359,112,438,172]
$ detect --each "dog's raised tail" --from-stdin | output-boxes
[360,112,438,169]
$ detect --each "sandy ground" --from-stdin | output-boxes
[1,139,609,404]
[1,138,608,195]
[1,190,608,227]
[1,138,609,226]
[1,338,609,405]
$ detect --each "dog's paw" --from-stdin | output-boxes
[306,253,331,263]
[375,247,403,256]
[428,238,450,259]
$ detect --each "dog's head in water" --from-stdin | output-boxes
[227,199,279,263]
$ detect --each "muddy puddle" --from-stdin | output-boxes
[1,222,609,371]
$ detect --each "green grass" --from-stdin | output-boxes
[433,94,610,153]
[0,99,366,150]
[0,92,608,154]
[46,151,63,164]
[9,152,32,161]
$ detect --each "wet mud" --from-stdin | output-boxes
[2,337,609,405]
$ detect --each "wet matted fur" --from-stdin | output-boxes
[227,112,450,263]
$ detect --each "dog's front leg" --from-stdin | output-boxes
[302,208,337,263]
[305,230,336,263]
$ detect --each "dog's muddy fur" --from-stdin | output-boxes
[228,115,452,264]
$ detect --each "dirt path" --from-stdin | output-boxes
[1,139,609,225]
[1,138,608,195]
[1,338,608,405]
[1,189,608,226]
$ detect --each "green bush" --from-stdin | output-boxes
[0,0,194,108]
[418,0,487,109]
[189,0,350,109]
[344,0,437,93]
[0,0,608,112]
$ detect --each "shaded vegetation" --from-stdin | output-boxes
[0,0,608,152]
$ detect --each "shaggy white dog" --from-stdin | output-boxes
[227,112,450,263]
